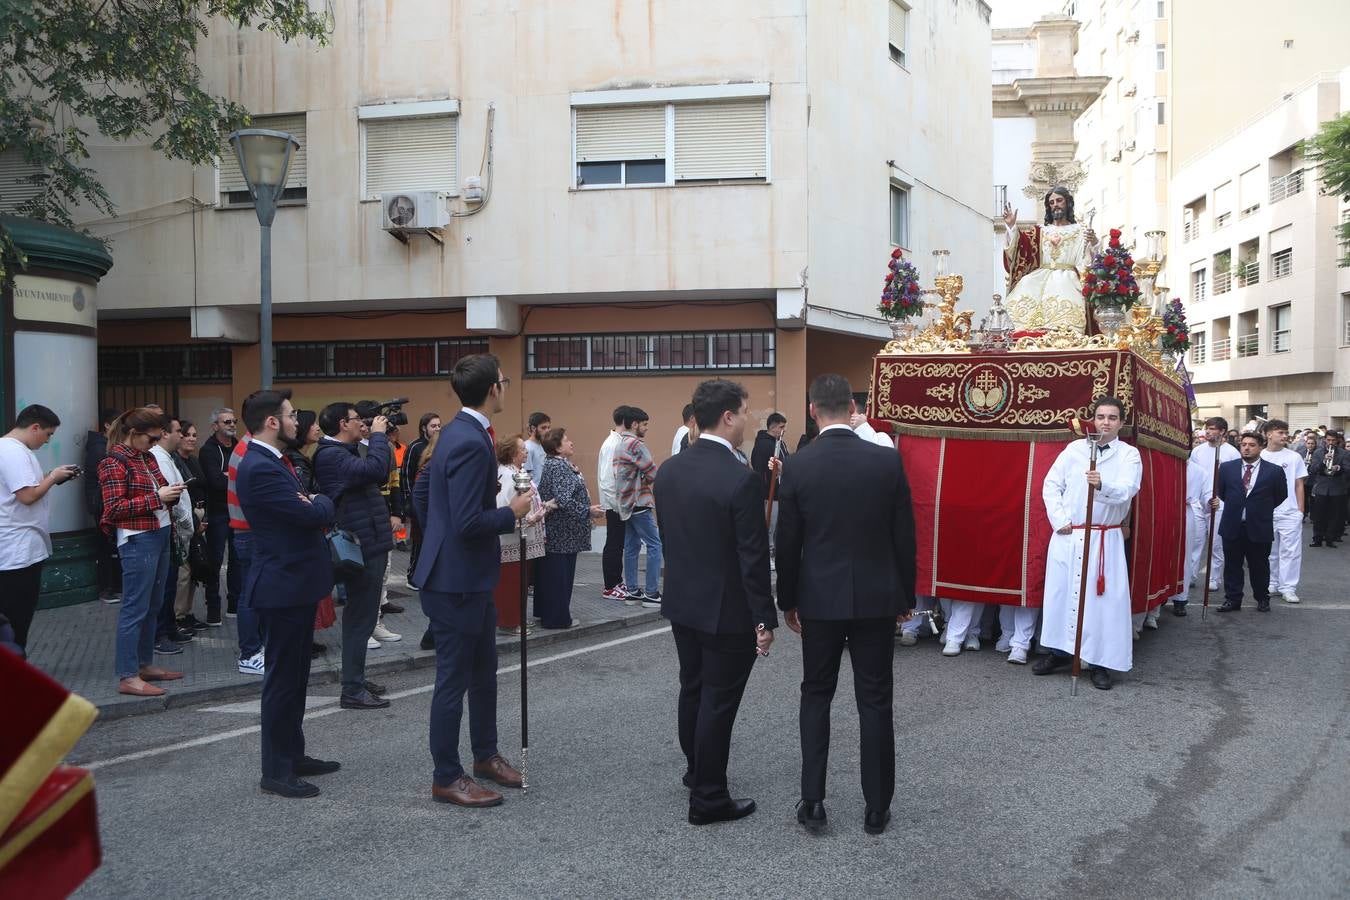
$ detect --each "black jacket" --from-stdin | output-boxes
[313,434,395,558]
[83,430,108,517]
[653,438,777,634]
[199,434,237,516]
[174,451,207,507]
[401,436,429,513]
[749,429,787,492]
[774,428,917,619]
[285,447,319,496]
[1308,448,1350,497]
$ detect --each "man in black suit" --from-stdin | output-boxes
[775,374,916,835]
[1212,431,1288,613]
[654,379,777,826]
[235,389,340,798]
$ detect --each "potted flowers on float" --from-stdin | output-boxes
[1160,297,1190,366]
[1081,228,1141,340]
[879,249,924,339]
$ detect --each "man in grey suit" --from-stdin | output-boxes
[775,374,917,835]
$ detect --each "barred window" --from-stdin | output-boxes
[98,345,233,383]
[526,331,775,375]
[274,338,488,379]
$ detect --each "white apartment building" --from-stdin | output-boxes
[1175,69,1350,430]
[1,0,995,465]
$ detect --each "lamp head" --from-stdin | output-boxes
[227,128,300,203]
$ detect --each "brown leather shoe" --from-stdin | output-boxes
[472,754,524,789]
[431,775,503,808]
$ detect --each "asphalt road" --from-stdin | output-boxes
[69,542,1348,899]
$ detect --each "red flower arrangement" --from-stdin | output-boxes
[879,248,924,320]
[1161,297,1190,353]
[1081,228,1141,310]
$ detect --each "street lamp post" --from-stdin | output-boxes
[227,128,300,389]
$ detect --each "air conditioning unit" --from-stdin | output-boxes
[380,191,451,234]
[1122,80,1137,96]
[1110,148,1123,162]
[1124,140,1137,151]
[1125,29,1140,42]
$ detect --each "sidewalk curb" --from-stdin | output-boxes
[93,609,666,722]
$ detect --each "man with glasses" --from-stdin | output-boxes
[200,407,239,626]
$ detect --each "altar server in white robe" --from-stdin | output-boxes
[1032,397,1142,691]
[1169,458,1207,616]
[1189,418,1239,591]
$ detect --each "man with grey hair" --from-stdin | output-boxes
[200,406,239,626]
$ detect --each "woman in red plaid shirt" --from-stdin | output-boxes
[98,408,187,697]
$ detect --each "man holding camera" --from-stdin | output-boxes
[315,402,398,710]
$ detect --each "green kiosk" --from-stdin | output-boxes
[1,215,114,607]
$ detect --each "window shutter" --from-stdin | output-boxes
[364,116,458,195]
[673,99,767,181]
[1286,402,1318,429]
[889,1,908,50]
[1269,225,1294,254]
[219,113,307,194]
[1213,181,1232,215]
[574,106,666,162]
[1238,166,1261,207]
[0,148,43,213]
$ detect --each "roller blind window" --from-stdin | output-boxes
[889,1,909,66]
[364,116,458,197]
[0,148,43,214]
[574,98,768,187]
[218,113,307,206]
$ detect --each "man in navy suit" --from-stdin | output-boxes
[1211,431,1288,613]
[413,354,534,808]
[235,389,339,798]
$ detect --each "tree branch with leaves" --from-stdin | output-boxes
[1301,112,1350,267]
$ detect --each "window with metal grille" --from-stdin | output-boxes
[1191,330,1207,365]
[1271,248,1293,280]
[888,1,910,67]
[573,95,768,188]
[526,331,775,375]
[218,113,307,207]
[274,338,488,379]
[98,344,234,383]
[363,115,458,198]
[1271,304,1291,353]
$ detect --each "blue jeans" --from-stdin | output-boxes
[116,527,171,679]
[232,529,262,659]
[623,510,662,595]
[205,513,239,613]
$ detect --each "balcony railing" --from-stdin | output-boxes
[1191,343,1208,365]
[1214,211,1231,230]
[1271,249,1293,280]
[1183,220,1199,242]
[1213,270,1232,294]
[1269,169,1304,204]
[1272,329,1291,353]
[1192,280,1208,303]
[1212,337,1232,361]
[1236,333,1260,358]
[1238,260,1260,286]
[1241,203,1261,218]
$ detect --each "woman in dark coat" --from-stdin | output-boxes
[535,427,603,629]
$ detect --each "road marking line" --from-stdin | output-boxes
[85,625,670,771]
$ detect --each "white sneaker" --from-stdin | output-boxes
[1208,581,1221,591]
[1008,646,1028,665]
[942,640,961,657]
[898,632,917,647]
[99,590,121,604]
[995,638,1012,653]
[1143,615,1159,630]
[372,623,402,642]
[366,636,380,650]
[237,651,264,676]
[1283,592,1300,604]
[963,635,980,652]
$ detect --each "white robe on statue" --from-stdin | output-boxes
[1041,438,1142,672]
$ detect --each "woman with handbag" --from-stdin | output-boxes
[172,420,213,632]
[535,427,603,629]
[286,410,335,656]
[495,434,550,636]
[97,408,186,697]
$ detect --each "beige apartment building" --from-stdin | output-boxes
[1176,69,1350,430]
[11,0,995,477]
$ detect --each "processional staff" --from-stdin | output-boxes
[1069,417,1101,697]
[511,469,533,793]
[1200,443,1221,621]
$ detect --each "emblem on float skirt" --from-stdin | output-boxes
[959,365,1012,420]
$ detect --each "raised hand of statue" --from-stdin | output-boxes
[1084,227,1098,246]
[1002,202,1017,230]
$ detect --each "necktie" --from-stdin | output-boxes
[283,455,298,478]
[487,425,496,443]
[1242,463,1254,491]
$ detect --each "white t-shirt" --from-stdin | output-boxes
[671,425,690,456]
[1260,446,1308,515]
[0,436,51,570]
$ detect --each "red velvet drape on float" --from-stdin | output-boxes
[898,436,1184,612]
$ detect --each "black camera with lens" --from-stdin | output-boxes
[355,398,409,428]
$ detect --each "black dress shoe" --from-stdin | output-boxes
[796,800,827,832]
[260,776,320,799]
[339,689,391,710]
[419,631,435,651]
[1217,601,1241,612]
[1172,603,1188,617]
[864,808,891,835]
[1310,540,1323,547]
[364,680,387,695]
[688,798,756,825]
[1257,600,1271,612]
[1326,541,1339,548]
[1032,654,1071,675]
[381,601,404,614]
[294,756,341,776]
[1090,667,1113,691]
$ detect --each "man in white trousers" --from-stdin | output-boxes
[1170,458,1207,616]
[1259,419,1306,605]
[1190,417,1239,592]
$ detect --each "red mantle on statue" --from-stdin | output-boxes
[869,349,1189,611]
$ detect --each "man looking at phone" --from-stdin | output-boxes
[150,415,197,653]
[0,404,81,653]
